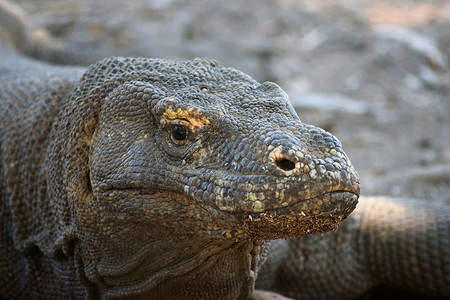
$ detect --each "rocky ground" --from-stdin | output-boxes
[15,0,450,205]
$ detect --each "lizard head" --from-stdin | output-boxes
[49,57,359,294]
[53,56,359,240]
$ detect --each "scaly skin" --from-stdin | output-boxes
[1,2,449,299]
[0,55,359,299]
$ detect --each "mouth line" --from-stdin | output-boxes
[242,190,359,216]
[103,185,359,215]
[215,186,358,214]
[99,187,358,240]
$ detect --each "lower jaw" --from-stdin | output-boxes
[243,191,359,240]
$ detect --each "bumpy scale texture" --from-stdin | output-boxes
[1,52,448,300]
[0,55,359,299]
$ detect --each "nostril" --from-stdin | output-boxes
[275,158,295,171]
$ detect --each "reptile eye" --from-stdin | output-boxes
[171,125,189,142]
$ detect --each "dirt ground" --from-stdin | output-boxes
[15,0,450,205]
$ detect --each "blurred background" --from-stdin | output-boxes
[13,0,450,205]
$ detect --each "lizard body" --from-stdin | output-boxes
[2,51,448,300]
[1,54,359,299]
[0,2,449,298]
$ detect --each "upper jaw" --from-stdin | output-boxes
[200,162,360,214]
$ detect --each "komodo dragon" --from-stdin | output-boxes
[0,3,449,300]
[1,53,449,300]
